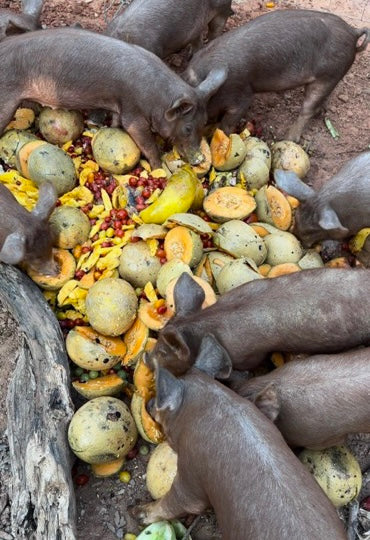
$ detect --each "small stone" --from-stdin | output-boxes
[338,94,349,103]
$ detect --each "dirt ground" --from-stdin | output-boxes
[0,0,369,538]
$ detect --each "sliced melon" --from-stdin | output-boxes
[255,185,292,231]
[203,186,256,223]
[67,326,127,370]
[72,373,125,400]
[27,248,76,291]
[123,317,149,366]
[91,456,125,477]
[138,300,174,331]
[164,226,203,268]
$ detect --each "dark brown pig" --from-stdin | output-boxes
[182,10,369,141]
[231,348,370,449]
[147,270,370,375]
[0,28,227,168]
[134,335,346,540]
[0,0,43,41]
[106,0,233,58]
[274,151,370,247]
[0,181,58,274]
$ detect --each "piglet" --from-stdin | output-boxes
[134,335,346,539]
[0,0,43,41]
[0,181,58,275]
[106,0,233,58]
[183,9,369,141]
[0,28,226,168]
[274,151,370,247]
[231,347,370,449]
[148,270,370,374]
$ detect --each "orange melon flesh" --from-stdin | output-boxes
[16,139,47,178]
[164,226,203,268]
[91,456,125,477]
[166,275,217,311]
[258,263,272,277]
[72,373,125,400]
[203,187,256,222]
[75,326,127,357]
[134,358,156,400]
[210,128,231,168]
[123,317,149,366]
[138,300,174,331]
[268,263,301,278]
[250,224,271,238]
[256,186,292,231]
[27,248,76,291]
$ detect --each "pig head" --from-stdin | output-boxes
[147,269,370,375]
[274,151,370,247]
[0,181,58,275]
[232,347,370,449]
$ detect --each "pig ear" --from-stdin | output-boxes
[165,97,195,122]
[274,170,314,201]
[32,182,58,221]
[161,326,191,366]
[318,205,349,237]
[154,365,185,413]
[196,68,228,102]
[253,383,280,422]
[174,272,205,316]
[0,232,26,264]
[194,334,232,379]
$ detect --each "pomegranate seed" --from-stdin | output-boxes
[55,199,62,207]
[106,184,115,195]
[126,448,138,460]
[157,305,167,315]
[74,318,84,326]
[129,177,138,187]
[113,220,123,229]
[136,203,146,211]
[68,145,75,152]
[81,246,92,254]
[137,179,146,186]
[142,189,151,199]
[130,236,140,243]
[75,474,89,486]
[110,208,118,217]
[127,218,134,225]
[101,241,112,248]
[136,196,145,205]
[160,257,167,264]
[115,229,124,237]
[92,234,99,242]
[104,215,111,222]
[156,248,166,258]
[100,222,109,231]
[117,209,128,220]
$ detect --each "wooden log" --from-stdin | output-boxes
[0,263,76,540]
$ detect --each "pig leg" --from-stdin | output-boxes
[0,96,21,134]
[286,79,339,142]
[122,117,161,168]
[219,92,253,134]
[133,476,208,525]
[207,12,229,41]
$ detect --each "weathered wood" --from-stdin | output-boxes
[0,263,76,540]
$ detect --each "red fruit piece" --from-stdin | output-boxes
[75,474,89,486]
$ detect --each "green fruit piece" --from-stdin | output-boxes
[156,259,192,298]
[27,143,77,195]
[213,220,267,265]
[92,127,140,174]
[118,241,161,288]
[0,129,37,167]
[264,231,303,265]
[140,166,198,224]
[38,108,84,145]
[136,522,176,540]
[49,206,91,249]
[216,258,263,294]
[86,278,138,336]
[68,396,137,464]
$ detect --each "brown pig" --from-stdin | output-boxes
[231,348,370,449]
[0,181,58,275]
[148,270,370,375]
[0,28,227,168]
[182,9,369,141]
[274,151,370,247]
[0,0,43,41]
[134,335,347,539]
[106,0,233,58]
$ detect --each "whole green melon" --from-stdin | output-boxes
[86,278,138,336]
[0,129,38,167]
[27,143,77,195]
[92,127,140,174]
[49,206,91,249]
[68,397,138,464]
[38,108,84,145]
[119,241,161,288]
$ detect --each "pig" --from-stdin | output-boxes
[134,335,347,539]
[231,348,370,449]
[0,0,43,41]
[147,270,370,375]
[182,9,369,141]
[0,181,58,275]
[274,151,370,247]
[106,0,233,59]
[0,28,227,168]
